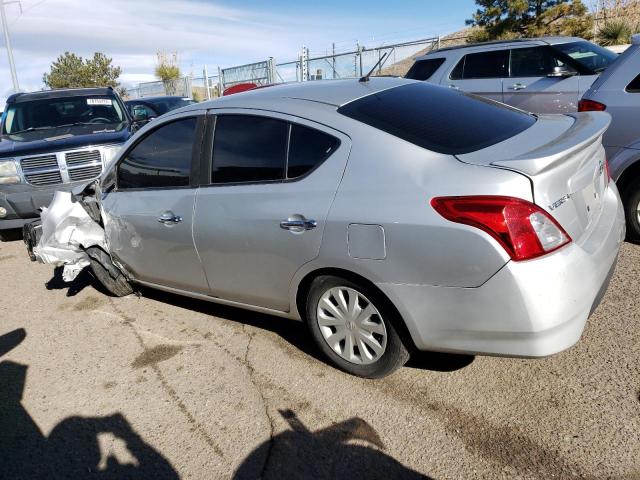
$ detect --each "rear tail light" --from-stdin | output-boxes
[578,99,606,112]
[431,196,571,261]
[604,158,611,185]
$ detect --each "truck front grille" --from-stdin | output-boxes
[24,171,63,186]
[21,155,62,186]
[18,148,106,186]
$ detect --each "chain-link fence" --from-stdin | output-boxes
[125,35,465,99]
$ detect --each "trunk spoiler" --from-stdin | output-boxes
[490,113,611,176]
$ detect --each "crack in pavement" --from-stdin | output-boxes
[106,297,226,460]
[242,324,276,480]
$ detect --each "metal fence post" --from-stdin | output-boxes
[301,46,308,82]
[203,66,211,100]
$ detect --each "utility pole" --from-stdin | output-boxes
[0,0,20,91]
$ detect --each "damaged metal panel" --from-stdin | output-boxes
[32,190,106,282]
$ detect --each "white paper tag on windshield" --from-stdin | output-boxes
[87,98,112,105]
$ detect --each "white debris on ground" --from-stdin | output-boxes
[33,190,106,282]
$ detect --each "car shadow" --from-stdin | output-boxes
[140,286,474,374]
[233,408,432,479]
[0,228,23,242]
[46,266,110,298]
[0,328,179,480]
[44,266,474,374]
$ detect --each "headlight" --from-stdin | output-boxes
[102,145,123,167]
[0,159,20,185]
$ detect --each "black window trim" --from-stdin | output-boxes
[200,111,342,188]
[626,73,640,93]
[114,112,206,192]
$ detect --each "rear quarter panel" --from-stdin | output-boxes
[301,120,533,290]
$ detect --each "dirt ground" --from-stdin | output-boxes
[0,237,638,479]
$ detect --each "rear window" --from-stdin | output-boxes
[405,58,445,81]
[337,82,536,155]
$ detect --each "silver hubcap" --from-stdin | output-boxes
[316,287,387,365]
[636,198,640,225]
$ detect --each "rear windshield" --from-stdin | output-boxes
[405,58,445,81]
[337,82,536,155]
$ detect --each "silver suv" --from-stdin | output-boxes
[406,37,618,113]
[580,34,640,241]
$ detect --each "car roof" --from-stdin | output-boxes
[125,95,189,104]
[6,87,116,104]
[180,77,409,111]
[415,36,585,60]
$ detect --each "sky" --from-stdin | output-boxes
[0,0,477,98]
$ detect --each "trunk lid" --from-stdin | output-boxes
[456,112,611,242]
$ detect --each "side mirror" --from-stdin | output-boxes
[547,66,577,78]
[131,105,149,122]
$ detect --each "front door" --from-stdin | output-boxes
[193,112,350,311]
[102,113,209,293]
[503,46,581,113]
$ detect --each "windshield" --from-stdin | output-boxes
[2,95,126,135]
[552,41,618,73]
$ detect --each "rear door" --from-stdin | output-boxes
[102,112,210,293]
[504,46,580,113]
[446,49,508,103]
[193,111,350,311]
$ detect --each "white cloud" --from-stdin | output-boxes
[0,0,459,97]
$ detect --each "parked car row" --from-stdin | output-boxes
[23,74,624,378]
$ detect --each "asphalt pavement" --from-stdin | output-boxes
[0,238,638,479]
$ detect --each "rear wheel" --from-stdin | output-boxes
[305,275,409,378]
[621,181,640,242]
[86,247,133,297]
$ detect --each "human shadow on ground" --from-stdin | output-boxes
[141,285,474,374]
[0,328,179,480]
[233,409,432,479]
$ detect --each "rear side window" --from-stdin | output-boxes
[118,117,197,189]
[450,50,509,80]
[405,58,446,81]
[287,124,339,178]
[626,74,640,93]
[212,115,288,183]
[337,82,536,155]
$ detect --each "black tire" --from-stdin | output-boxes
[621,181,640,243]
[86,247,133,297]
[305,275,410,378]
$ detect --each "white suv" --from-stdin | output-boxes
[406,37,618,113]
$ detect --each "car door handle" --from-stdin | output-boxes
[157,212,182,225]
[280,219,317,232]
[448,84,459,90]
[509,83,527,91]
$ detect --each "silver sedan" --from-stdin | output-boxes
[27,78,625,378]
